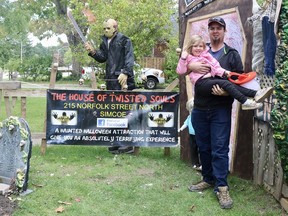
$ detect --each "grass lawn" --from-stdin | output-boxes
[12,146,283,216]
[0,96,46,133]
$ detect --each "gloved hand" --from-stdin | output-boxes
[84,41,96,54]
[118,73,128,90]
[141,74,147,81]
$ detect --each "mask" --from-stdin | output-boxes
[103,19,117,38]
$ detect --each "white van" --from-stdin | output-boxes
[137,67,165,89]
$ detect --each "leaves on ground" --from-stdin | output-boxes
[55,205,65,213]
[58,201,72,205]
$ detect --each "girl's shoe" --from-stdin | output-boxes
[242,99,263,110]
[193,165,202,171]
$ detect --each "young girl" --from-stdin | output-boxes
[177,35,273,110]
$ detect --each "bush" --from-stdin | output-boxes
[18,55,52,82]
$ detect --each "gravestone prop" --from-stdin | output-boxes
[0,116,32,194]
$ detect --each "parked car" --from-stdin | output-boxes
[135,64,165,89]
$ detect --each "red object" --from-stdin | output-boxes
[228,71,257,85]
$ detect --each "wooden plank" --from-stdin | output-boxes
[90,69,97,89]
[263,150,283,201]
[164,147,170,156]
[257,122,268,185]
[139,57,165,70]
[282,184,288,198]
[3,89,46,97]
[134,147,140,155]
[266,128,275,186]
[41,138,47,155]
[32,132,46,139]
[162,78,179,156]
[280,198,288,213]
[253,120,259,184]
[21,97,26,118]
[11,96,17,109]
[0,81,21,90]
[274,152,284,200]
[4,97,11,117]
[163,78,179,92]
[42,63,58,155]
[185,75,193,100]
[49,63,58,89]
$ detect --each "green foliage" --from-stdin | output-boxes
[270,0,288,183]
[19,0,177,62]
[0,1,36,71]
[1,0,178,82]
[68,0,177,60]
[19,55,53,81]
[163,38,180,83]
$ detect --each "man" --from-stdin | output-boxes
[187,17,243,209]
[85,18,135,154]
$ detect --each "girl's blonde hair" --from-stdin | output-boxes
[184,34,206,54]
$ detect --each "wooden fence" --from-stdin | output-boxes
[253,118,288,211]
[138,57,165,70]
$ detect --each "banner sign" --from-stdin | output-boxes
[183,0,215,17]
[46,89,179,147]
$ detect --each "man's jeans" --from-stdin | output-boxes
[192,107,231,191]
[262,16,276,76]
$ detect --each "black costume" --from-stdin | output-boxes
[88,32,136,90]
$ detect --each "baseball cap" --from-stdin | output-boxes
[208,17,226,29]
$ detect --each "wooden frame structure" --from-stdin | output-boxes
[178,0,254,177]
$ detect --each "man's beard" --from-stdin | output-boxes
[211,36,222,44]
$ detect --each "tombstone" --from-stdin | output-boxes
[0,116,32,194]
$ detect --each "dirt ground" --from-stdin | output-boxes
[0,195,17,216]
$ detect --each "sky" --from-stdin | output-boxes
[28,33,68,47]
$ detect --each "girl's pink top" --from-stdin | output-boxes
[176,49,226,84]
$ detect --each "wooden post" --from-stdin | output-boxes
[90,68,97,89]
[4,96,11,117]
[163,78,179,92]
[49,63,58,89]
[41,138,47,155]
[12,96,17,109]
[164,147,170,157]
[134,147,140,155]
[21,97,26,118]
[162,78,179,157]
[41,62,58,155]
